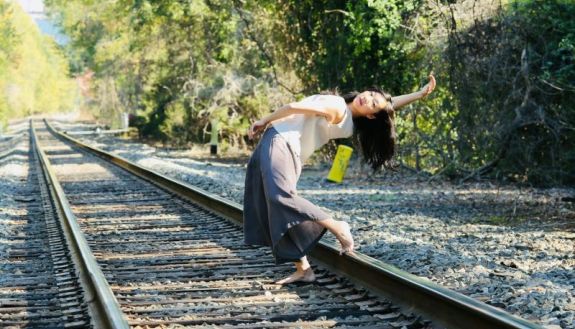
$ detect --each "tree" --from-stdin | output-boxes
[0,1,76,127]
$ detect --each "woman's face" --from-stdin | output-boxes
[353,91,388,119]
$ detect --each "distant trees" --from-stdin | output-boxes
[44,0,574,185]
[442,0,575,184]
[0,0,76,129]
[0,1,16,126]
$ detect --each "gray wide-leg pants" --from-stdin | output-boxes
[243,127,329,264]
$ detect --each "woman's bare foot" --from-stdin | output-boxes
[275,267,316,285]
[317,219,355,255]
[335,221,354,255]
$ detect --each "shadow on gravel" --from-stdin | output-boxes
[21,146,62,325]
[43,147,80,158]
[302,183,572,233]
[0,149,29,165]
[0,143,63,327]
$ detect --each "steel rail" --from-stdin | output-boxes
[47,120,542,329]
[31,121,130,329]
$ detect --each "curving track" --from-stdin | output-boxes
[33,120,431,328]
[3,119,542,329]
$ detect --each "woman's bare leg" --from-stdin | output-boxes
[317,219,354,254]
[275,219,353,285]
[275,256,316,285]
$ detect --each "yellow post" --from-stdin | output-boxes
[326,145,353,183]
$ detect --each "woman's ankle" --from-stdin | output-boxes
[295,257,311,272]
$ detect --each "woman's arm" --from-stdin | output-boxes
[391,74,436,110]
[248,100,343,140]
[262,103,333,125]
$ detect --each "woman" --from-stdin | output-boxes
[244,75,436,285]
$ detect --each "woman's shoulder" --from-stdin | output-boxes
[312,93,345,101]
[299,94,346,108]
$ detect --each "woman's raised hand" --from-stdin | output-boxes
[248,119,267,140]
[420,74,436,98]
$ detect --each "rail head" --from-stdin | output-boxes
[32,120,129,329]
[46,119,543,329]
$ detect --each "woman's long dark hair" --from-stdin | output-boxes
[343,87,396,170]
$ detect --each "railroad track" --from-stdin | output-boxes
[35,120,429,328]
[0,128,90,328]
[11,119,542,328]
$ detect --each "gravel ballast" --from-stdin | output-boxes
[44,122,575,328]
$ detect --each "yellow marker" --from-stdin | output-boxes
[327,145,353,183]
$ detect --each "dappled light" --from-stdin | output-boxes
[1,0,574,328]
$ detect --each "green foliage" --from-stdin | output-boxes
[261,0,424,93]
[0,1,76,127]
[0,1,16,128]
[0,1,17,74]
[46,0,294,146]
[44,0,574,185]
[443,0,575,185]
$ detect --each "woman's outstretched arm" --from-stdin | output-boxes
[391,74,436,110]
[248,101,343,139]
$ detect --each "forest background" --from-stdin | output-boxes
[0,0,573,186]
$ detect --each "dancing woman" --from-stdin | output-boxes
[244,75,436,284]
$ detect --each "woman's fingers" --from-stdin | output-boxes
[248,123,256,140]
[248,121,264,140]
[428,74,436,94]
[422,74,436,97]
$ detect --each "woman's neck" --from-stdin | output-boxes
[346,102,360,118]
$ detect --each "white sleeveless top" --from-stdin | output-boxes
[272,94,353,164]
